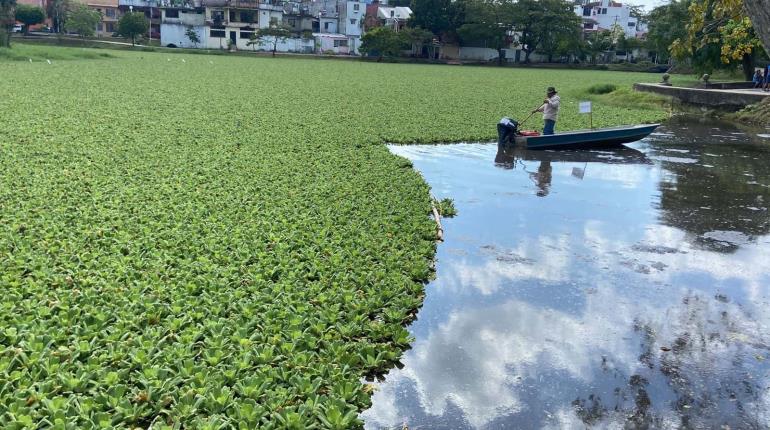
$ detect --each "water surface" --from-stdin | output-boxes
[363,118,770,429]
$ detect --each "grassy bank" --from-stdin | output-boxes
[0,43,669,428]
[0,43,116,61]
[729,98,770,127]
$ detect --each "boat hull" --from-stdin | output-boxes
[513,124,660,150]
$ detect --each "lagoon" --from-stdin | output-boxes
[363,117,770,429]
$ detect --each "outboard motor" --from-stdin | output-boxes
[497,117,519,146]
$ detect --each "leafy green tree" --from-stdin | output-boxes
[247,23,291,56]
[46,0,71,33]
[409,0,467,42]
[15,4,45,34]
[671,0,761,79]
[555,26,588,62]
[402,26,435,57]
[585,29,613,64]
[0,0,16,47]
[534,0,582,62]
[118,11,149,46]
[65,3,99,38]
[510,0,579,63]
[457,0,513,66]
[645,0,690,64]
[185,25,199,48]
[360,26,407,61]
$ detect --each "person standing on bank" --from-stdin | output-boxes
[534,87,561,135]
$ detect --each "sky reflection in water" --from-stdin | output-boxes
[362,119,770,430]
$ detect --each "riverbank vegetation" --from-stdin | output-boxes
[0,42,114,61]
[0,46,670,428]
[729,98,770,126]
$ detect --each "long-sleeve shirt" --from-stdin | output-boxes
[541,95,561,121]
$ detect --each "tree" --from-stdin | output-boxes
[185,25,199,48]
[360,26,407,61]
[65,3,99,37]
[0,0,16,47]
[457,0,514,66]
[585,29,614,64]
[509,0,580,63]
[743,0,770,55]
[46,0,71,33]
[554,26,587,63]
[671,0,761,79]
[15,4,44,34]
[247,23,291,56]
[534,0,582,62]
[118,11,149,46]
[645,0,690,64]
[402,26,434,57]
[408,0,467,43]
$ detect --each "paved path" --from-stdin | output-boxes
[635,83,768,109]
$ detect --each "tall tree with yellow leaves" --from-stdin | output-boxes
[671,0,763,80]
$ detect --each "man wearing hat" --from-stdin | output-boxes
[533,87,561,135]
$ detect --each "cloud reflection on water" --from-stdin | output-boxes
[364,126,770,429]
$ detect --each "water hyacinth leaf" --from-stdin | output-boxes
[0,46,668,427]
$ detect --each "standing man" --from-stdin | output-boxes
[765,64,770,92]
[534,87,561,135]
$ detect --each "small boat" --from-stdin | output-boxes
[513,124,660,150]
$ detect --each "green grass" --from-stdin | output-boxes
[0,43,116,61]
[586,83,618,95]
[0,44,669,428]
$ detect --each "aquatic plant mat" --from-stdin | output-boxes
[0,45,668,428]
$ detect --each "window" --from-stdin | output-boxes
[390,10,394,17]
[211,10,225,22]
[601,8,607,14]
[324,22,330,30]
[97,23,103,31]
[627,21,636,27]
[105,8,116,18]
[166,9,179,18]
[334,39,348,47]
[229,11,236,21]
[210,29,226,37]
[583,23,593,29]
[353,3,359,10]
[240,31,254,39]
[106,22,115,32]
[241,11,254,22]
[350,18,356,24]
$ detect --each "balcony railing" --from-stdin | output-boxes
[202,0,263,7]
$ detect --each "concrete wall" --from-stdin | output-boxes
[634,83,769,110]
[458,47,498,61]
[161,22,206,47]
[241,36,315,53]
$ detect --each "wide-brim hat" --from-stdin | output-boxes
[547,86,557,94]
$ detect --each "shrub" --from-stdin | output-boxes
[587,83,618,94]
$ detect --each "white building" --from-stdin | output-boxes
[573,0,646,38]
[376,5,410,31]
[160,0,364,54]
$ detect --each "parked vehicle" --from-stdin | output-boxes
[13,24,23,33]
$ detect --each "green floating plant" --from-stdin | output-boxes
[0,45,668,428]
